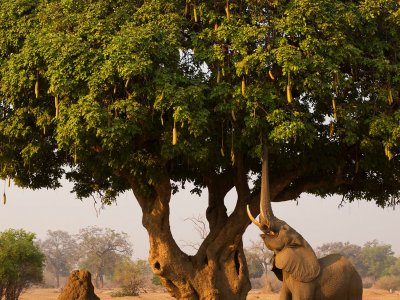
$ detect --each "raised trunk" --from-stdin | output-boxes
[259,145,284,233]
[129,171,252,299]
[260,145,273,226]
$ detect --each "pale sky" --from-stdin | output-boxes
[1,180,399,259]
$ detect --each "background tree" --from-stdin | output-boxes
[315,242,366,276]
[181,215,210,251]
[244,240,273,279]
[77,226,132,288]
[315,240,400,284]
[388,257,400,276]
[1,0,400,298]
[111,258,151,296]
[244,240,279,291]
[360,240,397,279]
[244,248,264,279]
[0,229,44,300]
[39,230,77,288]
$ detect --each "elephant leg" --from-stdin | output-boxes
[292,281,315,300]
[279,284,292,300]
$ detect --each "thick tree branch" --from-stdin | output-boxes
[273,174,350,203]
[204,170,234,232]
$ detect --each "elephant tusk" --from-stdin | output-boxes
[265,229,276,237]
[246,205,262,228]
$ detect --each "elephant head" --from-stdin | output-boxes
[247,145,320,282]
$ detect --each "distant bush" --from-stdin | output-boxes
[151,275,162,286]
[362,276,375,288]
[250,272,281,293]
[111,286,140,297]
[111,258,147,296]
[374,275,400,291]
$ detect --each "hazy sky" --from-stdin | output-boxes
[1,180,399,259]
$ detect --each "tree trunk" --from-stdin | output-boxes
[123,150,323,299]
[129,169,252,299]
[56,272,60,288]
[94,274,100,289]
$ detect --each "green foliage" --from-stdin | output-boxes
[315,241,366,275]
[244,249,264,278]
[1,1,400,209]
[1,4,400,295]
[0,229,45,300]
[388,257,400,276]
[151,275,162,286]
[77,226,132,288]
[360,240,396,278]
[111,258,149,296]
[316,240,399,279]
[110,288,137,297]
[244,240,273,278]
[0,0,400,253]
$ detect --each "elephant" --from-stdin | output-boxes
[247,146,363,300]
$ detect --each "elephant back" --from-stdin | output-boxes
[316,254,362,300]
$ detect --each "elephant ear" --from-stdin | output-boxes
[275,240,320,282]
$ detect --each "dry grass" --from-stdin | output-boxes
[19,288,175,300]
[363,289,400,300]
[19,288,400,300]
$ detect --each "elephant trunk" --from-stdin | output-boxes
[259,145,274,228]
[247,145,283,233]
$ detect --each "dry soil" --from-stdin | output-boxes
[19,288,400,300]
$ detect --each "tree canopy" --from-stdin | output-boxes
[1,0,399,206]
[0,229,44,300]
[111,258,150,296]
[244,240,272,278]
[315,240,400,279]
[77,226,132,288]
[1,0,400,298]
[39,230,77,288]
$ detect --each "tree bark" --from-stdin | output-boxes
[128,169,252,299]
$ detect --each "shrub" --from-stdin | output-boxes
[111,258,147,296]
[374,275,400,291]
[111,286,141,297]
[151,275,162,286]
[362,276,375,288]
[0,229,45,300]
[250,273,282,293]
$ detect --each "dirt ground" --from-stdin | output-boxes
[19,288,400,300]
